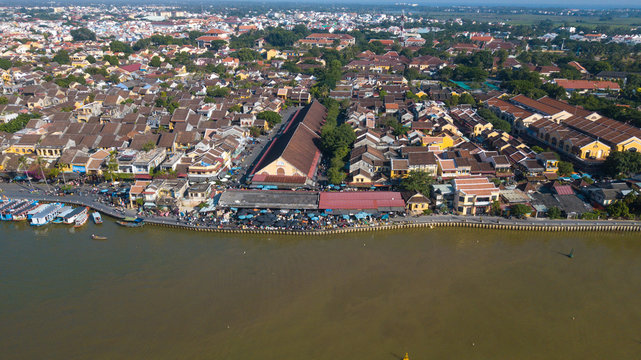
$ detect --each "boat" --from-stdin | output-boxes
[116,217,144,228]
[0,200,17,213]
[1,200,30,220]
[27,204,48,220]
[91,234,107,240]
[30,203,64,226]
[12,202,40,221]
[53,206,75,224]
[63,207,88,224]
[74,209,90,227]
[92,212,103,224]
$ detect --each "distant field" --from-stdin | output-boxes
[424,11,641,27]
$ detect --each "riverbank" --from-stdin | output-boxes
[3,184,641,234]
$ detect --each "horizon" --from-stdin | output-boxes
[4,1,641,10]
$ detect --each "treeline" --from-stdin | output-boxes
[320,100,355,184]
[0,113,41,133]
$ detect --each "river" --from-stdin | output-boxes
[1,220,640,359]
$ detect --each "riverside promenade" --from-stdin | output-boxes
[2,183,641,234]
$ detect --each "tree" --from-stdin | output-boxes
[490,200,502,216]
[557,161,574,177]
[249,126,262,138]
[228,104,242,113]
[103,55,119,66]
[209,40,227,51]
[400,171,434,197]
[0,113,40,133]
[256,111,282,127]
[231,48,259,62]
[477,107,511,133]
[603,151,641,178]
[607,200,630,219]
[85,55,96,64]
[150,56,162,67]
[459,92,476,106]
[547,206,563,219]
[0,58,13,70]
[0,96,7,105]
[510,204,532,218]
[18,156,33,189]
[105,151,118,183]
[70,28,96,42]
[53,50,70,65]
[206,86,230,98]
[35,157,52,191]
[56,161,67,186]
[142,141,156,152]
[110,40,133,54]
[327,166,346,185]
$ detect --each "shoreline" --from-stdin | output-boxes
[6,191,641,234]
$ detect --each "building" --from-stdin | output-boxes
[318,191,405,213]
[251,101,326,187]
[452,176,500,215]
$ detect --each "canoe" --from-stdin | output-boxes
[91,234,107,240]
[116,220,144,228]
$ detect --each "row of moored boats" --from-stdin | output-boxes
[0,199,102,227]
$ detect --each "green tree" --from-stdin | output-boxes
[0,113,40,133]
[110,40,133,54]
[607,200,630,219]
[400,171,434,197]
[557,161,574,177]
[70,28,96,41]
[85,55,96,64]
[510,204,532,218]
[256,111,282,127]
[327,166,346,185]
[231,48,260,62]
[490,200,502,216]
[53,50,70,65]
[0,96,7,105]
[0,58,12,70]
[150,56,161,67]
[547,206,563,219]
[603,151,641,178]
[142,141,156,152]
[459,92,476,106]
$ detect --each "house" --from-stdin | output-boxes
[452,176,500,215]
[554,79,621,93]
[402,192,431,215]
[132,148,167,175]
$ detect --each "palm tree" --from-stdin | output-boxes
[36,156,52,192]
[56,161,67,186]
[105,151,118,183]
[18,156,33,189]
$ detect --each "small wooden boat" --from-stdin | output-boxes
[91,234,107,240]
[92,212,103,224]
[116,219,144,228]
[116,217,145,227]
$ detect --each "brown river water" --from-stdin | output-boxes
[1,220,641,359]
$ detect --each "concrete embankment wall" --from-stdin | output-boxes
[26,198,641,234]
[145,219,641,235]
